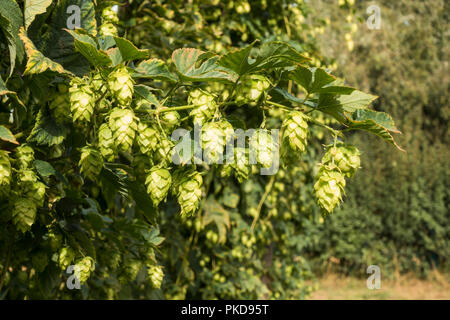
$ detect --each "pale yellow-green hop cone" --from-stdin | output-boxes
[177,171,203,218]
[188,89,217,125]
[108,66,134,106]
[232,147,251,183]
[145,167,172,206]
[15,144,35,169]
[0,151,12,196]
[154,137,174,166]
[201,122,226,164]
[99,22,118,37]
[137,122,159,155]
[98,123,116,162]
[314,164,346,214]
[17,169,45,207]
[160,110,180,133]
[12,198,37,233]
[109,108,137,153]
[249,129,276,168]
[322,143,361,178]
[282,111,309,155]
[59,247,76,271]
[102,6,119,24]
[69,77,95,123]
[79,146,104,181]
[49,89,71,123]
[235,75,271,105]
[74,256,95,284]
[147,265,164,289]
[120,260,143,283]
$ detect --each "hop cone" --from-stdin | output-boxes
[49,92,71,123]
[109,108,137,153]
[155,137,174,165]
[147,265,164,289]
[202,122,226,164]
[108,66,134,106]
[74,256,95,284]
[120,260,143,283]
[59,247,76,271]
[188,89,217,125]
[102,6,119,24]
[79,146,103,181]
[314,164,346,214]
[17,169,46,207]
[69,77,95,123]
[160,111,180,133]
[232,147,250,182]
[322,143,360,177]
[15,144,35,169]
[12,198,37,233]
[235,75,271,105]
[0,151,11,196]
[99,22,118,37]
[137,122,159,155]
[98,123,116,162]
[177,171,203,218]
[217,119,235,142]
[145,167,172,206]
[249,129,276,168]
[282,111,309,155]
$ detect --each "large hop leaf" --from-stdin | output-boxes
[314,164,346,214]
[201,122,226,164]
[147,265,164,289]
[322,143,361,177]
[188,89,217,125]
[177,171,203,218]
[69,77,95,123]
[98,123,116,162]
[0,151,12,195]
[145,167,172,206]
[12,198,37,233]
[137,123,159,155]
[15,144,35,169]
[249,129,277,168]
[235,74,271,105]
[79,146,104,181]
[108,65,134,106]
[109,108,137,153]
[282,111,309,158]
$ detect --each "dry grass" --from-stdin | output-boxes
[307,271,450,300]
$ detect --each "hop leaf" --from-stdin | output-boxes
[282,111,309,158]
[32,251,48,273]
[79,146,104,181]
[145,167,172,206]
[12,198,37,233]
[69,77,95,123]
[98,123,116,162]
[188,89,217,125]
[314,164,346,214]
[49,90,71,123]
[0,151,12,196]
[108,66,134,106]
[176,171,203,218]
[109,108,137,153]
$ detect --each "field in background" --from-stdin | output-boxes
[307,273,450,300]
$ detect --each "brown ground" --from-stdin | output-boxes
[307,272,450,300]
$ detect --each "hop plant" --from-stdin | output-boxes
[49,90,71,123]
[160,110,180,133]
[235,75,271,105]
[282,111,309,156]
[224,147,250,182]
[249,129,276,168]
[79,146,104,181]
[32,251,48,273]
[201,122,226,164]
[18,170,45,207]
[322,143,360,177]
[0,151,11,196]
[145,167,172,206]
[59,247,76,271]
[69,77,95,123]
[109,108,137,153]
[15,144,34,169]
[108,66,134,106]
[99,22,118,37]
[314,164,346,214]
[98,123,116,162]
[137,122,159,155]
[147,265,164,289]
[188,89,217,125]
[176,171,203,218]
[74,256,95,284]
[102,6,119,24]
[12,198,37,233]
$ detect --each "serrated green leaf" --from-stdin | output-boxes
[65,29,112,67]
[134,84,160,107]
[0,125,18,144]
[106,47,123,66]
[217,40,257,76]
[0,0,24,76]
[34,160,56,177]
[25,0,53,30]
[289,66,355,94]
[113,36,150,61]
[203,197,230,244]
[27,107,67,146]
[172,48,237,83]
[133,58,178,82]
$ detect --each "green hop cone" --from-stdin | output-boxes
[177,171,203,218]
[155,137,174,165]
[188,89,217,125]
[109,108,137,153]
[235,75,271,105]
[147,265,164,289]
[322,143,360,177]
[108,66,134,106]
[249,129,276,168]
[160,110,180,133]
[120,259,143,283]
[98,123,116,162]
[69,77,95,123]
[232,147,250,182]
[32,251,48,273]
[79,146,104,181]
[59,247,76,271]
[47,230,63,251]
[102,6,119,24]
[18,169,45,206]
[99,22,118,37]
[282,111,309,156]
[314,164,346,214]
[15,144,35,169]
[74,256,95,284]
[145,167,172,206]
[12,198,37,233]
[137,122,159,154]
[201,122,226,164]
[0,151,11,196]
